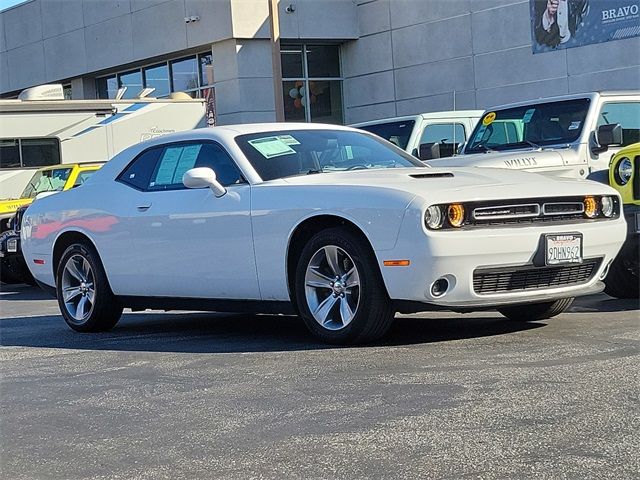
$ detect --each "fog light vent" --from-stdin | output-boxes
[431,278,449,297]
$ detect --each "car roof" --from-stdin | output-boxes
[485,91,640,111]
[37,162,104,172]
[351,110,484,127]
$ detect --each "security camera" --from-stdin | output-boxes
[285,4,296,13]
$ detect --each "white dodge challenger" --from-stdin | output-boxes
[21,124,626,344]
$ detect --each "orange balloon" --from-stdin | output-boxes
[293,98,302,109]
[295,81,303,88]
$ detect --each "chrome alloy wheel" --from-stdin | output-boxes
[304,245,361,331]
[61,254,96,323]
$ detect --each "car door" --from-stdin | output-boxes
[116,140,260,299]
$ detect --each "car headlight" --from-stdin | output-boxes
[447,203,465,228]
[424,205,444,229]
[614,157,633,185]
[583,196,598,218]
[600,196,614,218]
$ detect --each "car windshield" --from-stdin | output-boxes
[465,98,590,153]
[356,120,416,150]
[21,167,72,198]
[235,129,424,181]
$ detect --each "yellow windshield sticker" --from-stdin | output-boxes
[482,112,496,126]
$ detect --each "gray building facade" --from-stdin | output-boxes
[1,0,639,125]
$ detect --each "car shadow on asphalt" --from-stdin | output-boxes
[0,310,547,353]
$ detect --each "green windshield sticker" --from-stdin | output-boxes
[248,137,296,159]
[276,134,301,146]
[522,109,535,123]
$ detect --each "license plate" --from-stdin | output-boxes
[545,233,582,265]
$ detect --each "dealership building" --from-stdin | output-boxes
[1,0,639,125]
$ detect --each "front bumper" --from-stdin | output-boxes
[378,207,626,310]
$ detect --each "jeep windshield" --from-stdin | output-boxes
[21,167,72,198]
[465,98,590,154]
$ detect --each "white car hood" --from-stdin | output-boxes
[425,149,564,170]
[280,167,614,203]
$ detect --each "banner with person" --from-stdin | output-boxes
[531,0,640,53]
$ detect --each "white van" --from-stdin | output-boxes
[0,84,208,199]
[351,110,483,159]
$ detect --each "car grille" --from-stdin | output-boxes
[466,196,618,227]
[473,258,602,295]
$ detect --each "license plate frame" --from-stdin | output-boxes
[545,233,583,265]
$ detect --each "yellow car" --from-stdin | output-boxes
[0,163,103,231]
[605,143,639,298]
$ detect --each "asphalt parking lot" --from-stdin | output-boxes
[1,284,638,480]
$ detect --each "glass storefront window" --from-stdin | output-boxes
[283,81,307,122]
[281,44,343,124]
[281,45,303,78]
[306,45,340,78]
[118,70,143,98]
[171,57,199,92]
[95,52,213,100]
[144,63,170,98]
[199,53,214,87]
[309,80,343,124]
[96,76,118,99]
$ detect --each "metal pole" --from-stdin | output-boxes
[268,0,285,122]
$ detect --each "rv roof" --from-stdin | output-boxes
[0,97,206,114]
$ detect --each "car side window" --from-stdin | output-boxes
[597,102,640,147]
[73,171,97,187]
[420,123,466,146]
[117,147,163,190]
[147,142,243,191]
[193,143,243,186]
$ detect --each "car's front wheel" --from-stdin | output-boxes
[56,243,123,332]
[498,297,574,322]
[294,227,394,344]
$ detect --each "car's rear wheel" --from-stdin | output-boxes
[294,227,394,344]
[498,297,574,322]
[56,243,123,332]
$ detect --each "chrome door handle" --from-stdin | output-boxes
[136,204,152,212]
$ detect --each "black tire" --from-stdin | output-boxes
[56,243,123,332]
[604,242,639,299]
[0,257,22,285]
[294,227,394,344]
[498,297,574,322]
[1,255,36,286]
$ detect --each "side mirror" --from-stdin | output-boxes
[183,167,227,197]
[419,142,456,160]
[34,191,59,200]
[593,123,623,153]
[419,143,439,160]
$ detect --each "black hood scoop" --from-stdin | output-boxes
[409,172,454,179]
